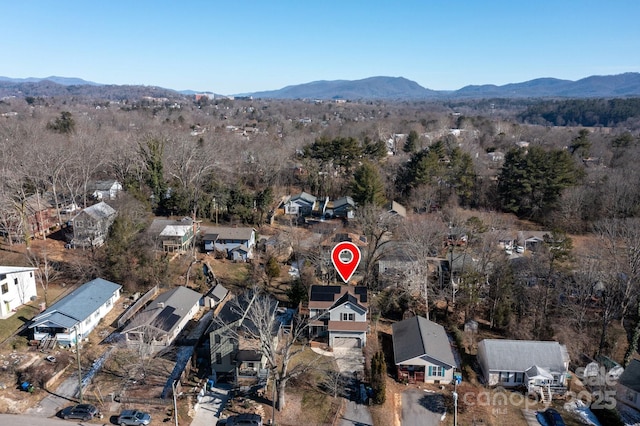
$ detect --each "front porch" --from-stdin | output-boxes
[397,366,425,384]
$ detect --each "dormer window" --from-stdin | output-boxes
[341,313,355,321]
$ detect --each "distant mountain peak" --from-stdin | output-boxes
[1,72,640,100]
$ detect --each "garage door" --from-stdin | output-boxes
[333,337,360,348]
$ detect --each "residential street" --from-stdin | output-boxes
[0,414,83,426]
[401,388,446,426]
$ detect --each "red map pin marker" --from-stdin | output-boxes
[331,241,361,283]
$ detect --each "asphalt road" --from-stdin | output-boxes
[24,373,80,418]
[401,388,446,426]
[0,413,87,425]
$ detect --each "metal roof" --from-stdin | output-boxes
[392,316,456,368]
[29,278,121,329]
[478,339,567,373]
[78,201,116,220]
[122,286,202,333]
[200,226,254,241]
[160,225,192,236]
[0,266,37,274]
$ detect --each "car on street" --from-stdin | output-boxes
[225,413,263,426]
[117,409,152,425]
[542,408,566,426]
[59,403,100,420]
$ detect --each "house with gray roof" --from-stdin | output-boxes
[201,226,256,261]
[90,179,123,200]
[71,201,117,248]
[477,339,569,401]
[29,278,122,346]
[392,316,457,384]
[283,192,318,217]
[326,196,355,219]
[122,286,202,353]
[206,292,280,382]
[204,283,229,309]
[307,285,368,348]
[617,359,640,412]
[159,224,195,253]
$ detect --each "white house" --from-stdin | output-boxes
[0,266,38,318]
[307,285,368,348]
[29,278,122,346]
[392,316,457,384]
[91,180,123,200]
[122,286,202,353]
[477,339,570,402]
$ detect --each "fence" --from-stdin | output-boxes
[117,285,159,328]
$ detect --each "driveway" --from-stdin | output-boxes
[333,346,365,376]
[189,383,232,426]
[316,346,372,426]
[24,374,80,418]
[401,388,446,426]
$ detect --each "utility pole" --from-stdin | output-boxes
[75,325,83,403]
[172,380,179,426]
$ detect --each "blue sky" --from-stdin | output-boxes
[3,1,639,95]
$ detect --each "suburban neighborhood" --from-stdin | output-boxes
[1,83,640,426]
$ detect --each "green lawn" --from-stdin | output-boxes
[0,282,70,346]
[0,303,39,344]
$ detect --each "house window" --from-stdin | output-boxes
[428,366,444,377]
[215,334,221,344]
[248,362,255,369]
[216,353,222,364]
[515,373,524,383]
[1,283,7,294]
[499,372,510,383]
[14,278,18,285]
[341,313,355,321]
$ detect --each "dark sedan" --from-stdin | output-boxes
[60,403,100,421]
[542,408,566,426]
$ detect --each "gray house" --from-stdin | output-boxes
[207,292,279,382]
[90,180,123,200]
[71,202,117,248]
[617,359,640,412]
[477,339,569,402]
[202,226,256,261]
[30,278,122,346]
[122,286,202,353]
[283,192,318,217]
[326,196,355,219]
[392,316,457,384]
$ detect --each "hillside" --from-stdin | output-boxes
[2,73,640,100]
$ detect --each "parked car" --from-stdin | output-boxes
[60,403,100,420]
[542,408,566,426]
[117,409,152,425]
[225,413,263,426]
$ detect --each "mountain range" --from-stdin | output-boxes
[1,73,640,100]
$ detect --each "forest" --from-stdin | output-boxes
[2,92,640,370]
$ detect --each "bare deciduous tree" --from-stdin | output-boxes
[216,289,322,411]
